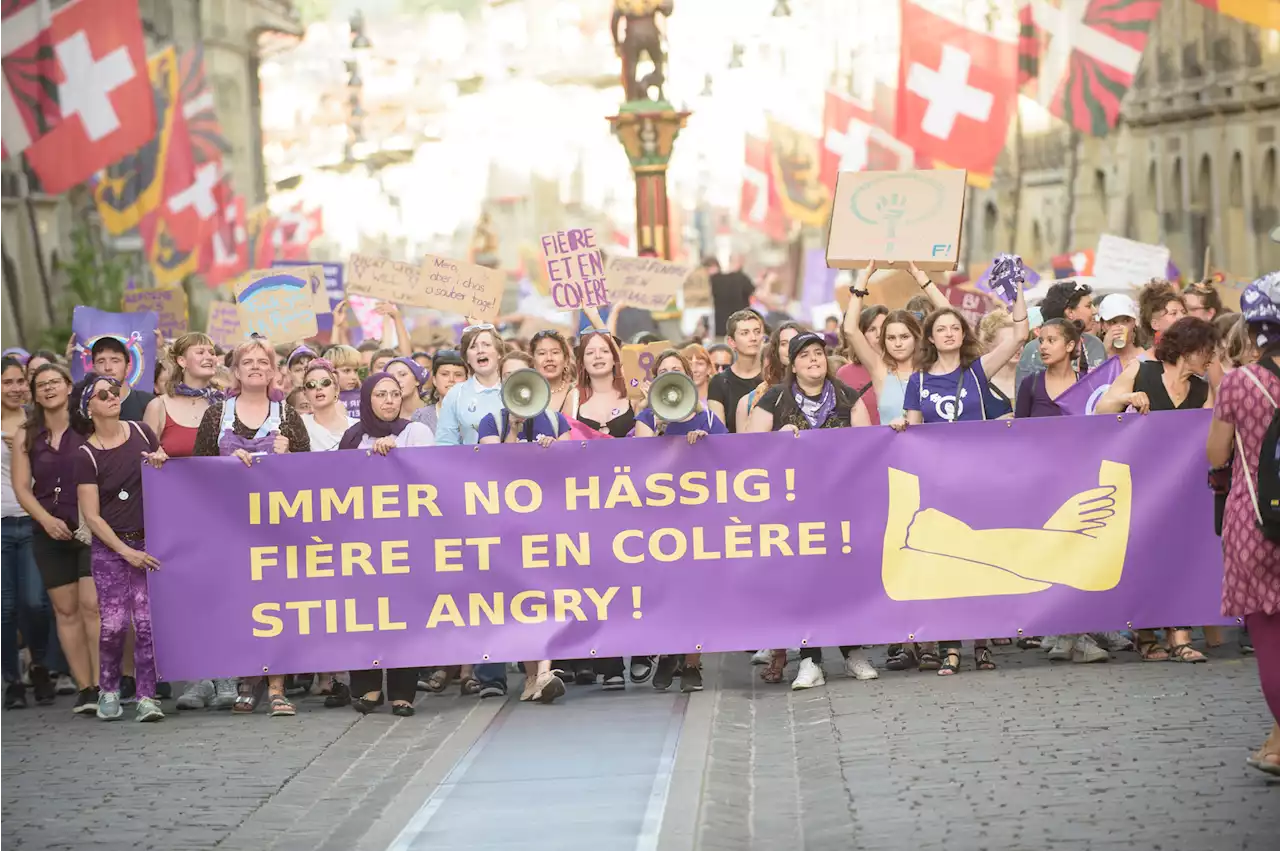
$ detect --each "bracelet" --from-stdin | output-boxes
[1012,313,1027,322]
[847,286,870,297]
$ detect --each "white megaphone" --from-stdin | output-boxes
[649,371,698,422]
[502,369,551,419]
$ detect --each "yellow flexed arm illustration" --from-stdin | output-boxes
[882,461,1132,601]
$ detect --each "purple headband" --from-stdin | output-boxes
[287,345,319,368]
[1241,271,1280,350]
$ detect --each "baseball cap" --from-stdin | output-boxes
[787,331,826,362]
[1097,293,1138,322]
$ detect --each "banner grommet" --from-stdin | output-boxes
[372,660,380,667]
[1126,621,1133,629]
[695,644,702,651]
[1116,415,1124,422]
[261,666,269,673]
[1016,628,1024,635]
[580,441,588,447]
[908,633,915,641]
[481,654,490,660]
[473,446,480,452]
[800,638,808,645]
[589,649,597,656]
[1006,421,1013,428]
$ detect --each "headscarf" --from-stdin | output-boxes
[337,372,408,450]
[78,373,121,420]
[1241,271,1280,351]
[387,356,428,399]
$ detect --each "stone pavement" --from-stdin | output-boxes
[1,641,1276,851]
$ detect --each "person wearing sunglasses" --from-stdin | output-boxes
[707,344,734,375]
[300,359,357,453]
[71,374,168,722]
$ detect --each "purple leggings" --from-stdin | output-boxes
[91,539,156,698]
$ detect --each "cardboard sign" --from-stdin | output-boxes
[416,254,506,322]
[826,168,967,272]
[234,268,319,342]
[620,341,670,401]
[205,301,242,348]
[540,228,610,309]
[604,255,693,311]
[273,261,343,327]
[1093,234,1171,287]
[346,253,425,307]
[683,267,712,309]
[122,287,188,339]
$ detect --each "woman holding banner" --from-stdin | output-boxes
[530,330,578,415]
[72,373,168,722]
[681,344,715,404]
[745,331,873,690]
[194,338,311,716]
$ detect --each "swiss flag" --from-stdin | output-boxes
[201,187,248,287]
[274,203,323,261]
[740,134,788,242]
[2,0,58,158]
[896,1,1018,176]
[820,90,919,193]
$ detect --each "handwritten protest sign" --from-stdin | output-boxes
[604,256,692,311]
[346,253,426,308]
[540,228,609,309]
[234,268,319,342]
[274,261,345,332]
[205,301,242,348]
[621,341,670,401]
[827,168,967,272]
[144,412,1226,680]
[683,267,711,308]
[416,254,505,322]
[122,287,188,339]
[1093,234,1170,287]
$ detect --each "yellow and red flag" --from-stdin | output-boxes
[1193,0,1280,29]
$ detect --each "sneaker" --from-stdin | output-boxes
[1094,631,1134,652]
[55,674,76,695]
[750,649,772,665]
[177,680,215,710]
[136,697,165,722]
[1072,634,1109,663]
[4,682,27,709]
[519,674,539,702]
[211,679,239,709]
[533,671,565,704]
[73,686,99,714]
[652,656,679,691]
[478,681,506,699]
[29,665,56,706]
[629,656,654,683]
[96,690,123,720]
[680,665,703,692]
[790,658,825,690]
[323,680,351,708]
[1239,629,1254,655]
[602,674,625,690]
[843,654,879,680]
[1047,635,1074,661]
[155,681,172,700]
[119,675,137,705]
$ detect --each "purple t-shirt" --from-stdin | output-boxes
[478,410,571,442]
[72,421,157,534]
[904,360,992,423]
[29,426,86,526]
[636,408,728,437]
[340,389,361,419]
[1015,372,1068,419]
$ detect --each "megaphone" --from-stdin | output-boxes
[502,369,551,419]
[649,371,698,422]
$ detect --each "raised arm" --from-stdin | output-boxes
[907,261,950,311]
[843,262,888,385]
[979,282,1029,377]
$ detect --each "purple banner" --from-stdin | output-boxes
[71,306,159,393]
[143,412,1227,680]
[1056,356,1125,416]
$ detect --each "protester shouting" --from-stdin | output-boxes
[2,357,57,709]
[435,325,505,448]
[72,374,167,722]
[301,360,357,453]
[194,338,311,715]
[745,332,873,690]
[707,309,765,433]
[9,363,100,713]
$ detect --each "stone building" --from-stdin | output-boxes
[1,0,303,349]
[967,0,1280,283]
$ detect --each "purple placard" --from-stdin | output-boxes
[144,412,1226,679]
[975,253,1037,306]
[71,306,159,393]
[801,247,839,315]
[1056,356,1126,416]
[273,260,345,333]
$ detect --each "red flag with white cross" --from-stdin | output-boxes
[895,1,1019,177]
[20,0,155,194]
[740,134,788,242]
[819,89,920,193]
[1,0,58,158]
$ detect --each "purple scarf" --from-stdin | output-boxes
[792,380,836,429]
[337,373,409,450]
[174,382,225,403]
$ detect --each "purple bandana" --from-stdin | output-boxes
[792,379,837,429]
[174,382,225,403]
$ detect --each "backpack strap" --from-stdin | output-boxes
[219,397,237,435]
[1234,366,1278,525]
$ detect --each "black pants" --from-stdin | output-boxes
[800,646,858,664]
[350,667,417,703]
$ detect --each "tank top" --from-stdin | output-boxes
[878,373,908,423]
[160,401,200,458]
[576,406,636,438]
[1134,360,1208,411]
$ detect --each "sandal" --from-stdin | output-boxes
[425,668,454,693]
[937,649,961,676]
[460,676,481,696]
[885,645,917,671]
[233,680,263,714]
[761,650,786,684]
[975,646,997,671]
[1138,641,1170,662]
[268,693,296,717]
[1246,750,1280,777]
[1168,643,1206,663]
[917,647,941,672]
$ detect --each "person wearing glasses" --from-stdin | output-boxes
[300,360,357,453]
[707,344,734,375]
[1182,282,1226,322]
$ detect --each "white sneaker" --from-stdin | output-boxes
[136,697,165,722]
[96,690,123,721]
[751,648,800,665]
[533,671,565,704]
[790,658,825,690]
[176,680,214,710]
[210,679,239,710]
[1047,635,1074,661]
[1072,634,1109,663]
[519,675,538,702]
[55,674,76,695]
[843,655,879,680]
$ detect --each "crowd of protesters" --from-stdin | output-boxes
[1,264,1276,778]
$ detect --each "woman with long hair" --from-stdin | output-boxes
[977,309,1022,418]
[385,356,428,421]
[10,363,100,713]
[745,332,872,689]
[3,357,57,708]
[72,373,168,722]
[1205,274,1280,776]
[734,321,804,431]
[193,338,311,715]
[835,303,887,425]
[529,330,577,414]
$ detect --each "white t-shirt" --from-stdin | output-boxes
[1,432,27,518]
[303,412,356,452]
[355,420,434,450]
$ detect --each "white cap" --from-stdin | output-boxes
[1098,293,1138,321]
